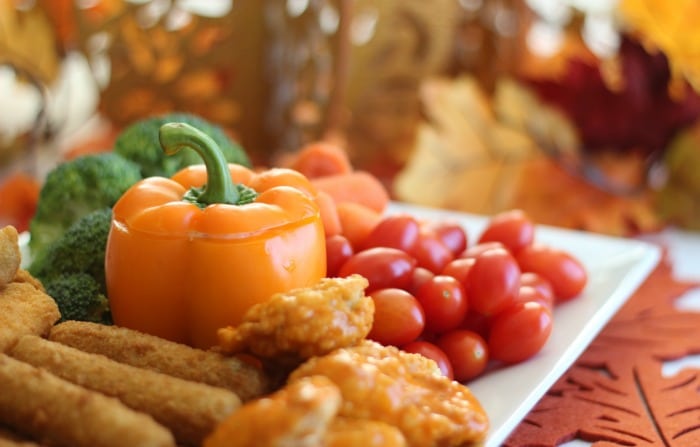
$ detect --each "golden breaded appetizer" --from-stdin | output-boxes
[324,418,407,447]
[0,425,42,447]
[10,269,44,290]
[289,340,489,447]
[0,226,20,287]
[204,375,341,447]
[0,439,39,447]
[0,440,39,447]
[10,336,241,447]
[0,280,60,353]
[50,321,269,401]
[217,275,373,363]
[0,353,175,447]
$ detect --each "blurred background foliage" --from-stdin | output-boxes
[1,0,699,234]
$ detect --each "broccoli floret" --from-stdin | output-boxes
[28,153,141,259]
[43,272,112,324]
[31,208,114,324]
[113,112,251,178]
[29,207,112,289]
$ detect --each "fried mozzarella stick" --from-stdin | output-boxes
[49,321,269,401]
[0,353,175,447]
[10,336,241,446]
[0,280,60,353]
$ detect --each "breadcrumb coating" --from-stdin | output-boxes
[289,340,489,447]
[217,275,373,362]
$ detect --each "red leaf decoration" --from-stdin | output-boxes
[506,251,700,446]
[526,36,700,156]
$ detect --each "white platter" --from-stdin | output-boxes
[388,202,661,447]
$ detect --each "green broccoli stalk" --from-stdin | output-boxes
[29,208,114,324]
[43,273,112,324]
[113,112,251,178]
[28,152,141,260]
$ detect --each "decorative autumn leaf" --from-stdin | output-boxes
[505,253,700,446]
[619,0,700,94]
[0,0,60,83]
[394,76,574,215]
[509,157,662,236]
[35,0,76,51]
[525,35,700,157]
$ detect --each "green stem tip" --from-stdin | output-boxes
[159,122,253,207]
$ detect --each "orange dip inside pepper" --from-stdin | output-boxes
[105,122,326,349]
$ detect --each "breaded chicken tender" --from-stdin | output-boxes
[0,226,20,287]
[217,275,373,362]
[10,336,240,447]
[324,418,407,447]
[203,375,341,447]
[289,340,489,447]
[10,269,44,290]
[0,353,175,447]
[0,439,39,447]
[0,223,58,353]
[0,426,42,447]
[0,280,60,353]
[50,321,270,402]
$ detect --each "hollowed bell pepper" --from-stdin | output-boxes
[105,122,326,349]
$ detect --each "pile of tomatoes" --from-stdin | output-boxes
[326,209,588,383]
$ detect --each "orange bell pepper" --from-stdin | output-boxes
[105,122,326,349]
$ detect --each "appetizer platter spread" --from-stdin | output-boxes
[11,202,662,447]
[0,114,661,447]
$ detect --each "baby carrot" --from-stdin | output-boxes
[311,171,390,214]
[316,190,342,237]
[335,201,382,249]
[288,142,352,179]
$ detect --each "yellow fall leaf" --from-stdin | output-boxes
[0,0,60,83]
[619,0,700,94]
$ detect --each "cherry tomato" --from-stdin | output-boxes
[488,301,553,364]
[466,247,520,316]
[408,266,435,295]
[520,272,555,306]
[402,340,454,379]
[460,241,506,259]
[458,311,490,340]
[362,213,421,252]
[516,244,587,302]
[478,209,535,253]
[367,288,425,347]
[437,329,489,382]
[338,247,416,293]
[325,234,353,277]
[441,257,475,286]
[425,220,468,256]
[410,229,454,273]
[415,275,468,334]
[515,285,554,310]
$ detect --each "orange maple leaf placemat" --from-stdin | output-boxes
[505,250,700,446]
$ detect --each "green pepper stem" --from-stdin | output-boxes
[159,122,238,206]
